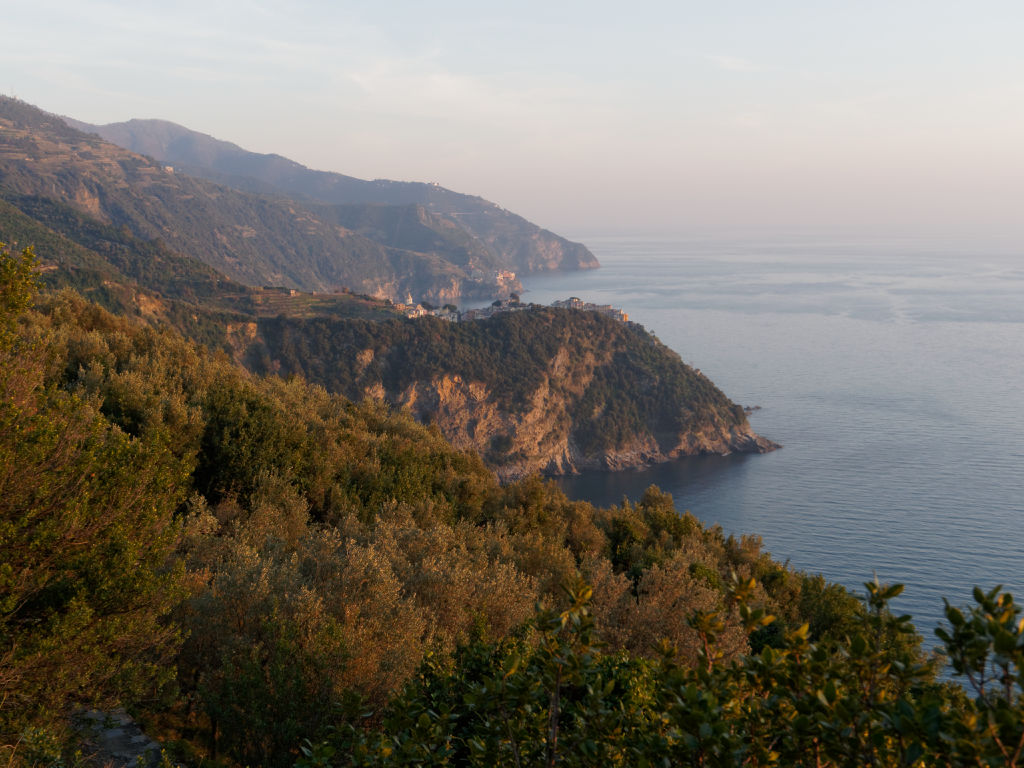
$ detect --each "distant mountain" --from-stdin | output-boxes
[0,96,594,307]
[62,116,599,277]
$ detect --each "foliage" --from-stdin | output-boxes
[0,268,833,765]
[308,578,1024,768]
[8,246,1024,768]
[936,585,1024,763]
[0,245,188,745]
[0,242,40,320]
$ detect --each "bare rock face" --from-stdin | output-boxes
[380,367,777,483]
[391,374,573,481]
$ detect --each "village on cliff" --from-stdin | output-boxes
[395,295,630,323]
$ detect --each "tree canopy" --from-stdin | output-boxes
[2,245,1023,767]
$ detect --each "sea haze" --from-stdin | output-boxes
[520,235,1024,646]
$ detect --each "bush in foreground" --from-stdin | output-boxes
[305,579,1024,768]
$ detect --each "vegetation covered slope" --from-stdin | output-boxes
[248,307,776,479]
[4,245,1024,768]
[0,190,404,357]
[0,244,881,764]
[64,115,600,276]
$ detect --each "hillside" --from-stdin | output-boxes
[0,189,404,350]
[240,306,777,479]
[0,96,591,304]
[0,245,845,763]
[0,99,778,480]
[63,115,600,276]
[4,243,1021,768]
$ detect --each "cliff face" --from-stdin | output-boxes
[383,372,773,482]
[246,308,777,480]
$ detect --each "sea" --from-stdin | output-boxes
[516,234,1024,648]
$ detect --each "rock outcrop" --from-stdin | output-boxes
[247,307,777,481]
[387,372,775,482]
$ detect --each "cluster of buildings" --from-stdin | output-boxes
[460,297,529,321]
[467,268,517,286]
[397,296,629,324]
[394,303,460,321]
[551,297,629,323]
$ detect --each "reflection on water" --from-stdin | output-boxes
[555,453,758,519]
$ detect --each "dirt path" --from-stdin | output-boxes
[75,709,167,767]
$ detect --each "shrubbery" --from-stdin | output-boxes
[5,245,1023,767]
[312,578,1024,768]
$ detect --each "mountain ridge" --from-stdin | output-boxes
[61,114,599,278]
[0,96,594,305]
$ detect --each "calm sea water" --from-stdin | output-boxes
[519,235,1024,645]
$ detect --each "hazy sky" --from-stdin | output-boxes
[6,1,1024,241]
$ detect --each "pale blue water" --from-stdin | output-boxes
[519,235,1024,646]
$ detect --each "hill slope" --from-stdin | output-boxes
[5,246,903,768]
[62,115,600,277]
[0,96,774,479]
[1,96,591,304]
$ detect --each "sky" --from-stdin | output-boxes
[5,1,1024,242]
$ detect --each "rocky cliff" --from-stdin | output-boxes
[245,307,777,480]
[387,372,775,481]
